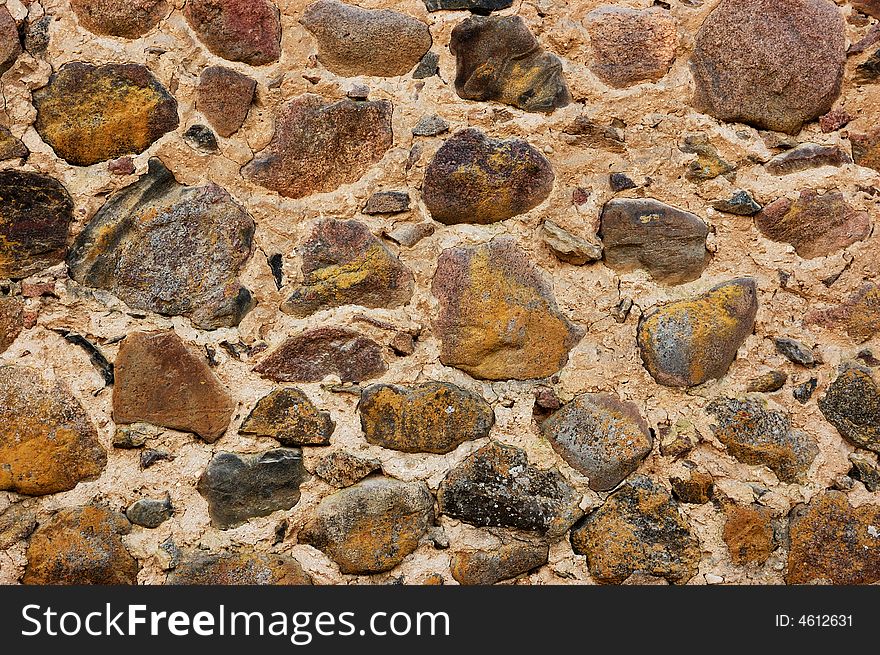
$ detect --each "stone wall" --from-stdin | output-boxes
[1,0,880,586]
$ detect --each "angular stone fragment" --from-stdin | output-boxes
[570,476,700,585]
[706,395,818,482]
[852,127,880,172]
[33,63,179,166]
[413,51,439,79]
[681,135,736,183]
[600,198,711,284]
[819,365,880,454]
[424,0,512,11]
[240,388,335,446]
[563,115,626,153]
[183,124,218,153]
[0,7,21,74]
[0,503,36,549]
[167,551,312,585]
[198,449,309,529]
[197,66,255,138]
[585,6,678,88]
[359,382,494,454]
[712,190,762,216]
[756,190,870,259]
[315,451,381,488]
[300,476,433,574]
[820,108,851,133]
[787,491,880,584]
[113,331,235,442]
[659,419,700,458]
[540,393,652,492]
[23,505,138,585]
[609,172,636,192]
[383,222,435,248]
[432,237,583,380]
[451,541,548,585]
[774,337,816,367]
[282,219,414,317]
[849,453,880,492]
[637,278,758,387]
[437,442,583,537]
[71,0,168,38]
[723,504,775,565]
[0,366,106,496]
[0,126,27,161]
[765,143,851,175]
[540,220,603,266]
[412,114,449,137]
[363,191,410,215]
[185,0,281,66]
[68,159,254,329]
[690,0,846,134]
[301,1,431,77]
[670,471,714,504]
[243,95,393,199]
[450,15,570,113]
[806,283,880,343]
[856,49,880,84]
[423,129,553,225]
[126,496,173,528]
[0,171,73,279]
[0,295,23,353]
[255,327,387,383]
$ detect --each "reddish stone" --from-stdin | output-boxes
[0,7,21,75]
[71,0,168,39]
[197,66,256,138]
[0,296,22,353]
[819,108,852,132]
[107,156,135,175]
[851,127,880,172]
[806,283,880,343]
[184,0,282,66]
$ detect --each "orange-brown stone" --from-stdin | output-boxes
[166,551,312,585]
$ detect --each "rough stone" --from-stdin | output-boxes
[107,156,135,176]
[0,503,37,549]
[806,283,880,343]
[658,419,700,458]
[451,541,549,585]
[820,108,852,133]
[112,423,159,449]
[383,222,435,248]
[363,191,410,215]
[774,337,817,367]
[0,126,28,161]
[412,51,439,79]
[113,330,235,442]
[0,295,23,353]
[570,476,700,585]
[787,491,880,584]
[755,190,870,259]
[140,448,173,469]
[412,114,449,137]
[723,504,775,565]
[540,393,652,492]
[851,127,880,172]
[712,190,762,216]
[33,62,179,166]
[0,7,21,74]
[437,442,583,537]
[301,1,432,77]
[563,115,626,153]
[609,172,636,192]
[681,136,736,183]
[424,0,512,11]
[852,0,880,19]
[690,0,846,134]
[315,451,381,488]
[198,449,309,529]
[183,124,218,153]
[670,470,714,504]
[282,219,414,317]
[255,327,387,383]
[197,66,255,138]
[167,552,311,585]
[359,382,494,454]
[849,453,880,492]
[450,15,571,113]
[585,6,678,88]
[792,375,817,403]
[126,496,173,528]
[707,395,818,482]
[541,220,603,266]
[0,366,106,496]
[765,143,852,175]
[71,0,168,39]
[819,365,880,454]
[300,476,433,574]
[747,370,787,393]
[23,505,138,585]
[423,129,554,225]
[638,278,758,387]
[432,237,583,380]
[240,387,335,447]
[599,198,711,284]
[242,95,393,199]
[0,171,74,279]
[184,0,281,66]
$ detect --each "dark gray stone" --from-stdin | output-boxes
[126,496,173,528]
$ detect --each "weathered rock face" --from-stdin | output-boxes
[301,1,432,77]
[0,295,23,353]
[198,449,309,529]
[670,470,714,504]
[637,278,758,387]
[451,541,549,585]
[563,114,626,153]
[755,190,870,259]
[242,95,393,199]
[0,7,21,74]
[422,129,554,225]
[0,126,27,162]
[184,0,282,66]
[819,366,880,454]
[586,6,678,88]
[300,476,433,574]
[167,552,312,585]
[450,15,571,113]
[851,127,880,172]
[68,159,254,329]
[240,387,335,446]
[359,382,494,454]
[424,0,512,11]
[541,220,603,266]
[432,238,583,380]
[255,327,387,383]
[0,171,73,280]
[723,504,775,565]
[764,143,852,175]
[33,63,179,166]
[437,442,583,537]
[690,0,846,134]
[599,198,711,284]
[113,330,235,442]
[197,66,255,138]
[23,505,138,585]
[71,0,168,38]
[0,366,106,496]
[540,393,652,492]
[707,396,818,483]
[282,219,413,317]
[570,476,700,585]
[787,491,880,584]
[853,0,880,18]
[806,283,880,343]
[0,504,36,550]
[315,451,382,488]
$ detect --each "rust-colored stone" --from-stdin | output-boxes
[240,387,335,446]
[451,541,549,585]
[0,295,23,353]
[723,504,775,565]
[197,66,256,137]
[851,127,880,172]
[670,470,714,504]
[184,0,281,66]
[166,552,312,585]
[0,126,27,161]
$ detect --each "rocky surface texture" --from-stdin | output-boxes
[1,0,879,588]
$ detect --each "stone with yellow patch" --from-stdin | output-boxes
[451,540,549,585]
[806,283,880,343]
[240,387,335,446]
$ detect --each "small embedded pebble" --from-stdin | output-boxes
[774,337,817,367]
[126,495,173,529]
[412,114,449,136]
[183,124,219,153]
[609,172,636,192]
[793,378,818,404]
